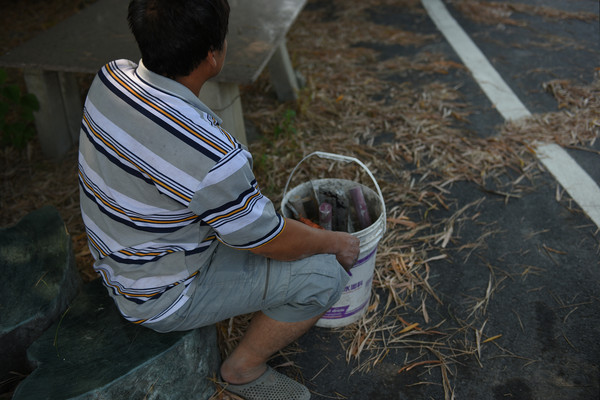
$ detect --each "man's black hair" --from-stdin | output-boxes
[128,0,230,78]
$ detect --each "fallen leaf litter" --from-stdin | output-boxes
[0,0,598,398]
[214,0,599,397]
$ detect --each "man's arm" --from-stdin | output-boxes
[250,218,360,271]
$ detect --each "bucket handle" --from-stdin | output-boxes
[282,151,386,233]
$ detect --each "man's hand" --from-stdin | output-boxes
[250,218,360,271]
[330,231,360,271]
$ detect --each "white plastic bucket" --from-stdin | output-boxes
[281,152,386,327]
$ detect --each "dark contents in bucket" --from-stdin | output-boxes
[286,182,373,233]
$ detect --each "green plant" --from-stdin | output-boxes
[0,68,39,150]
[273,108,297,138]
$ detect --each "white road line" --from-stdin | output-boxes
[421,0,600,229]
[422,0,529,121]
[536,144,600,228]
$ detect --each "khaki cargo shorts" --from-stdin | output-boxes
[148,243,349,332]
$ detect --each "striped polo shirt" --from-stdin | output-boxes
[78,59,285,325]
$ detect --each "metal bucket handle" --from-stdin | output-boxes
[283,151,386,233]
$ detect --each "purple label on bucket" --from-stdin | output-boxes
[352,248,377,268]
[321,298,370,319]
[344,280,363,293]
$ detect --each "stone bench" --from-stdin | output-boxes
[12,279,220,400]
[1,207,221,399]
[0,206,80,394]
[0,0,307,158]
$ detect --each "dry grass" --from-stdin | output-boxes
[1,0,598,398]
[452,0,598,27]
[218,0,599,397]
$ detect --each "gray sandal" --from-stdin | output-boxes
[222,366,310,400]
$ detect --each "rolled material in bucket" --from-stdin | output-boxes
[282,178,385,327]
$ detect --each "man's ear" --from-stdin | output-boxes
[209,51,217,67]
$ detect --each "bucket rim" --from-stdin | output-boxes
[281,178,385,240]
[282,152,386,235]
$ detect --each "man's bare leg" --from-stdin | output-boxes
[220,311,321,384]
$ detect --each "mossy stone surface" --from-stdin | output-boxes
[0,206,79,392]
[14,279,220,400]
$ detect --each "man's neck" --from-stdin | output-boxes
[175,73,206,97]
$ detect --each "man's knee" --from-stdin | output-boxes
[264,254,349,322]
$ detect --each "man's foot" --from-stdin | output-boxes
[221,366,310,400]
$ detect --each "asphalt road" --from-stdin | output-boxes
[277,1,600,399]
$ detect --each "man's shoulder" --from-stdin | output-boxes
[84,59,243,172]
[96,59,138,79]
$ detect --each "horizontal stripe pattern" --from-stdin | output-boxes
[101,61,235,161]
[81,103,200,205]
[96,263,198,305]
[78,59,284,324]
[79,156,199,232]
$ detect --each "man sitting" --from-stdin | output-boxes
[78,0,360,399]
